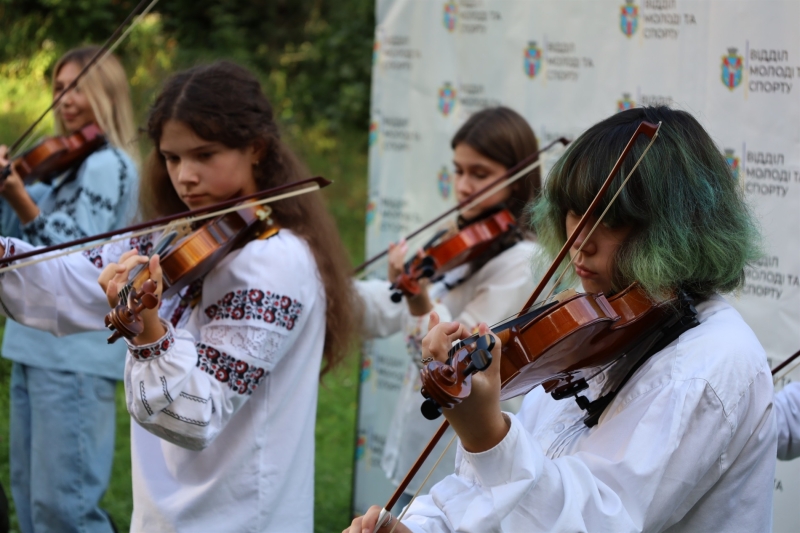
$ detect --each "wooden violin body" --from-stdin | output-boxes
[8,124,105,184]
[105,203,274,343]
[391,208,517,301]
[420,283,677,414]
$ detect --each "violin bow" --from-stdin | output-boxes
[375,121,662,530]
[0,177,331,273]
[353,137,570,275]
[772,348,800,384]
[1,0,160,177]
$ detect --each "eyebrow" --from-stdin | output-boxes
[160,143,219,156]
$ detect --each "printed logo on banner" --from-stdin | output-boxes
[438,83,457,116]
[724,149,741,180]
[721,48,743,90]
[617,93,636,112]
[372,41,380,65]
[443,1,458,32]
[355,432,367,461]
[438,166,452,198]
[365,201,376,225]
[369,121,379,146]
[620,0,639,37]
[360,356,373,382]
[524,41,543,79]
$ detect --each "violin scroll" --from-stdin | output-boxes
[105,279,160,344]
[419,334,494,420]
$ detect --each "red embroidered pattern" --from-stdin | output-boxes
[82,247,103,268]
[129,331,174,361]
[196,343,267,395]
[204,289,303,331]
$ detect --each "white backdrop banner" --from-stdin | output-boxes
[354,1,800,530]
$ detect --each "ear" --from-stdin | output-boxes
[249,139,269,165]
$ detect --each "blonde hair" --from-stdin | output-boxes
[52,46,140,165]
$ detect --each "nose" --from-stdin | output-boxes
[572,223,597,256]
[175,160,200,185]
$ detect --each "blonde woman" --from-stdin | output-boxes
[0,46,139,533]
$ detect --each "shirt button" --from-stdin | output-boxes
[553,423,565,433]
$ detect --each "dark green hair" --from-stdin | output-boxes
[531,106,761,301]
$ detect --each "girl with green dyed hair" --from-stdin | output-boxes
[346,106,775,533]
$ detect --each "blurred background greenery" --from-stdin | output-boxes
[0,0,374,531]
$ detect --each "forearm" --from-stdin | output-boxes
[2,188,40,224]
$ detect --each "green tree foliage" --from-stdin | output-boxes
[0,0,375,133]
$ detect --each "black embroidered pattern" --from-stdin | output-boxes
[160,375,174,403]
[129,330,175,361]
[162,409,209,426]
[170,279,204,327]
[140,381,153,415]
[196,343,267,395]
[204,289,303,331]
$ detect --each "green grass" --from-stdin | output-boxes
[0,128,368,532]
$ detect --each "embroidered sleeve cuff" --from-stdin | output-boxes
[125,320,175,361]
[462,413,536,487]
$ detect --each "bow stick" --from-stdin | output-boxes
[772,348,800,384]
[0,177,330,273]
[353,137,570,275]
[374,121,662,530]
[1,0,160,174]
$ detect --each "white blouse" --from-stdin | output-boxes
[356,240,540,495]
[399,296,776,533]
[0,230,325,533]
[774,382,800,460]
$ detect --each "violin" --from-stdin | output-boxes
[390,208,518,302]
[419,283,686,418]
[105,202,278,343]
[1,124,105,185]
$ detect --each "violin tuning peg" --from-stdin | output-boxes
[420,398,442,420]
[142,279,157,294]
[390,291,404,303]
[140,293,159,309]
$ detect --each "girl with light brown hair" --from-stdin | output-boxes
[0,45,139,533]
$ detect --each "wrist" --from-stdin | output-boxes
[451,408,509,453]
[132,313,167,345]
[406,290,433,316]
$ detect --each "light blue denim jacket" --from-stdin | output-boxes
[0,144,138,379]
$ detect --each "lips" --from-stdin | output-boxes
[573,263,597,278]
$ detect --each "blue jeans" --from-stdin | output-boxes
[9,362,117,533]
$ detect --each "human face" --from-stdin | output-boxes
[453,143,511,221]
[53,62,97,134]
[565,211,632,295]
[159,120,260,210]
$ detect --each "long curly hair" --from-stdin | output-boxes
[531,106,761,301]
[140,61,358,373]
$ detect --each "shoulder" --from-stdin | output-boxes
[625,295,770,413]
[474,239,538,280]
[79,145,137,181]
[205,229,322,306]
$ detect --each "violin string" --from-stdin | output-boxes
[537,124,662,307]
[14,0,162,157]
[0,183,320,274]
[389,433,458,533]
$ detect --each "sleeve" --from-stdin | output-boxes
[0,236,137,336]
[402,372,772,533]
[124,235,318,451]
[355,278,405,338]
[20,148,133,246]
[402,244,538,356]
[775,382,800,460]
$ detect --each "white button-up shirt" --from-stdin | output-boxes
[402,296,776,533]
